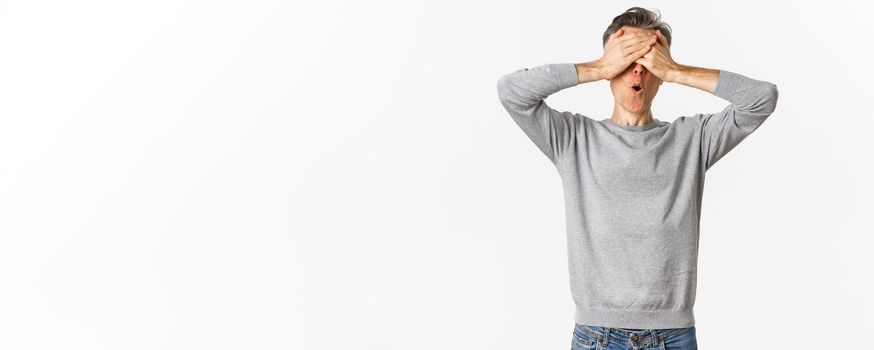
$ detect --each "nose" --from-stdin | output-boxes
[632,63,647,75]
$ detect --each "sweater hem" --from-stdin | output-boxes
[574,305,695,329]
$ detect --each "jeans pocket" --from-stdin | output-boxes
[571,325,598,350]
[661,326,697,350]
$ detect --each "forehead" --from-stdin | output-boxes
[620,25,657,34]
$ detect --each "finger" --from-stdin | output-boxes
[620,32,654,45]
[652,40,667,52]
[622,41,648,56]
[635,54,650,66]
[620,39,648,51]
[627,43,652,60]
[620,31,649,44]
[654,30,668,47]
[618,35,634,48]
[607,29,624,46]
[621,35,656,52]
[638,44,653,58]
[608,29,623,43]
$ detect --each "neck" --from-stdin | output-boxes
[609,103,654,126]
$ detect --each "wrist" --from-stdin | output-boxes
[665,63,686,84]
[575,60,606,84]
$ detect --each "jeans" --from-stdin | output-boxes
[571,323,697,350]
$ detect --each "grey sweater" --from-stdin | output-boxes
[496,63,778,329]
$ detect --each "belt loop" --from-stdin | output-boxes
[601,327,611,346]
[649,329,658,346]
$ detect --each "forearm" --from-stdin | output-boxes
[574,60,606,84]
[667,64,720,94]
[497,63,580,106]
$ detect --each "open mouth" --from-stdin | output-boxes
[631,83,643,94]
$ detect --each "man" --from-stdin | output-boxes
[495,7,778,350]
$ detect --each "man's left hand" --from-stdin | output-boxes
[635,30,682,83]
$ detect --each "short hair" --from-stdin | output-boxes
[602,7,672,48]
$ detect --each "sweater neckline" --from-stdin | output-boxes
[601,118,664,131]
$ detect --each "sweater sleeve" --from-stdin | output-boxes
[699,70,779,170]
[496,63,581,165]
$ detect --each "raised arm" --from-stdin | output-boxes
[495,63,581,165]
[496,28,657,165]
[637,30,779,170]
[691,68,779,170]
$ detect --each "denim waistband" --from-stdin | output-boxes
[574,323,691,348]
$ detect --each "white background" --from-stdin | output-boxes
[1,1,872,349]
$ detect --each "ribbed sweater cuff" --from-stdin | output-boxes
[555,63,581,88]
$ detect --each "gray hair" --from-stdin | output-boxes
[602,7,672,48]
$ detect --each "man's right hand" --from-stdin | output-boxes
[597,28,658,80]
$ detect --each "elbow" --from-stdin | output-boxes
[732,82,778,119]
[762,82,779,115]
[747,82,779,117]
[496,74,522,106]
[496,74,511,101]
